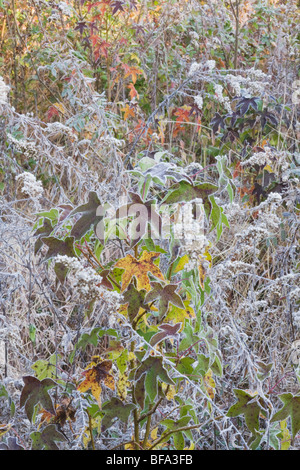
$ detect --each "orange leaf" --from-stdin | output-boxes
[122,64,143,84]
[127,83,139,101]
[115,251,164,292]
[121,104,135,120]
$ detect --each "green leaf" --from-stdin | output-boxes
[271,393,300,439]
[31,354,59,381]
[122,283,147,323]
[227,389,266,444]
[135,356,174,404]
[29,324,36,344]
[30,424,66,450]
[33,217,53,254]
[101,397,136,431]
[162,181,218,219]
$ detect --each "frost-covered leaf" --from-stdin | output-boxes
[227,389,266,445]
[0,437,25,450]
[101,397,136,431]
[135,356,174,404]
[20,376,57,422]
[30,424,66,450]
[122,283,147,323]
[162,181,218,218]
[144,162,191,185]
[41,236,76,261]
[149,322,181,346]
[115,251,164,292]
[77,359,115,405]
[145,281,185,318]
[271,393,300,439]
[70,191,104,240]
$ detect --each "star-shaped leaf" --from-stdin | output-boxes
[162,181,218,219]
[77,359,115,405]
[271,393,300,439]
[0,437,25,450]
[30,424,66,450]
[164,299,195,325]
[143,162,191,185]
[116,192,162,246]
[122,283,147,323]
[115,251,164,292]
[227,389,266,444]
[145,281,185,318]
[34,218,53,254]
[41,236,76,261]
[135,356,174,405]
[101,397,136,431]
[150,323,182,347]
[20,376,57,422]
[70,191,104,241]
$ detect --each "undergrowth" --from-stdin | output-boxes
[0,0,299,450]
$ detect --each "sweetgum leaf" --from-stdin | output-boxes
[116,192,162,246]
[143,162,191,185]
[227,389,266,443]
[41,236,76,260]
[115,251,164,292]
[145,281,185,318]
[101,397,136,431]
[271,393,300,439]
[135,356,174,403]
[162,181,218,218]
[54,261,69,284]
[150,322,181,347]
[30,424,66,450]
[134,374,146,409]
[0,437,25,450]
[122,283,147,323]
[20,376,57,422]
[70,191,104,240]
[77,359,115,405]
[34,218,53,254]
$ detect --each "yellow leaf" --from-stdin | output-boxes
[77,359,115,406]
[53,102,66,114]
[280,419,291,450]
[173,254,189,274]
[0,423,11,438]
[164,299,195,326]
[117,372,130,400]
[151,427,158,441]
[115,251,164,292]
[263,164,274,173]
[203,369,216,400]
